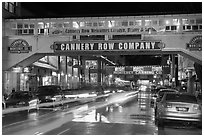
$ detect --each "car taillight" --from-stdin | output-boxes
[193,104,200,111]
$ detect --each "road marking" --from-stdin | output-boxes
[58,128,70,135]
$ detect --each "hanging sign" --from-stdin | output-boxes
[186,36,202,51]
[51,41,163,52]
[8,39,32,53]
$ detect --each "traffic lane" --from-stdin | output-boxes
[2,99,106,135]
[45,92,158,135]
[45,121,157,135]
[2,109,55,127]
[45,90,202,135]
[2,100,84,127]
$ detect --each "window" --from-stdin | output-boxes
[4,2,16,13]
[196,19,202,24]
[4,2,9,10]
[85,22,92,27]
[171,26,177,30]
[108,20,115,27]
[80,22,85,27]
[121,21,128,26]
[98,21,105,27]
[165,26,170,31]
[182,19,188,25]
[135,20,142,26]
[192,25,199,30]
[73,21,80,29]
[145,20,151,26]
[129,21,134,26]
[63,22,70,28]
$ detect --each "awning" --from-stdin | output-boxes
[33,62,58,71]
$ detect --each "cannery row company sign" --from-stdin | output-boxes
[51,41,164,52]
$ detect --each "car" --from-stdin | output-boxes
[154,88,179,103]
[4,91,39,110]
[35,85,64,103]
[155,92,202,128]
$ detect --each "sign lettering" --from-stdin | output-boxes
[52,41,162,52]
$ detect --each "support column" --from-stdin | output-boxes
[97,58,102,86]
[171,54,175,88]
[187,70,194,94]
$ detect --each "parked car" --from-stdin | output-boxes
[155,92,202,128]
[35,85,64,103]
[154,88,179,103]
[4,91,39,110]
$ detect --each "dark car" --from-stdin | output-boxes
[4,91,39,110]
[36,85,64,103]
[155,92,202,128]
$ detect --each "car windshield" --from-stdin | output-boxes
[8,92,33,100]
[165,94,197,103]
[158,90,177,97]
[37,86,61,95]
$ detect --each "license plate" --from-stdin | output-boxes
[177,107,188,112]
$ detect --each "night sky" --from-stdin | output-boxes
[21,2,202,18]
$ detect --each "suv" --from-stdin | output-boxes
[36,85,64,103]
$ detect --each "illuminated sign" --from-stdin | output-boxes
[114,66,162,75]
[51,41,163,52]
[8,39,32,53]
[186,36,202,51]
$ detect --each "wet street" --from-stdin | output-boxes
[2,90,202,135]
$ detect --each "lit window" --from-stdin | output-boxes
[80,22,85,27]
[73,21,79,29]
[38,22,44,28]
[182,19,188,25]
[108,20,115,28]
[85,22,92,27]
[93,22,98,27]
[135,20,142,26]
[145,20,151,26]
[173,19,179,25]
[165,20,170,25]
[190,19,195,24]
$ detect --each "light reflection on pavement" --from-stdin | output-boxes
[2,90,202,135]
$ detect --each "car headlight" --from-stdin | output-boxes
[18,101,26,105]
